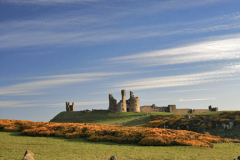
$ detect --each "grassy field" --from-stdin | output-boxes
[0,131,239,160]
[50,110,231,127]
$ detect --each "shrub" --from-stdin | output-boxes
[0,119,228,148]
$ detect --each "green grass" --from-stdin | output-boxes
[50,110,229,127]
[50,111,152,126]
[0,131,240,160]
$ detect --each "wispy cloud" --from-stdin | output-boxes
[0,100,108,108]
[107,34,240,66]
[113,64,240,91]
[141,99,174,103]
[0,101,39,107]
[0,72,137,96]
[151,0,230,11]
[179,98,215,102]
[48,101,108,107]
[0,2,239,50]
[166,88,217,93]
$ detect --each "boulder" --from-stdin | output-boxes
[22,150,34,160]
[110,156,117,160]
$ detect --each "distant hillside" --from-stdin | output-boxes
[50,110,226,127]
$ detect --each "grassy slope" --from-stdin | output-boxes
[0,131,239,160]
[50,110,229,127]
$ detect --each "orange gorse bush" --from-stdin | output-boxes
[0,119,228,148]
[142,111,240,132]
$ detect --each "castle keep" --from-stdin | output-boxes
[109,90,140,112]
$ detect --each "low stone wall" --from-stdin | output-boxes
[140,106,168,112]
[92,109,108,112]
[175,109,192,114]
[192,109,209,114]
[140,106,158,112]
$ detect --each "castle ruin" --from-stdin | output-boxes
[108,90,218,114]
[140,104,218,113]
[108,90,140,112]
[66,102,74,111]
[64,90,218,114]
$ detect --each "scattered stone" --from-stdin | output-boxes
[22,150,34,160]
[110,156,117,160]
[233,156,240,160]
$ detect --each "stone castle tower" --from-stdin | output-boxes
[108,90,140,112]
[66,102,74,112]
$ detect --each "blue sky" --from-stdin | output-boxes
[0,0,240,122]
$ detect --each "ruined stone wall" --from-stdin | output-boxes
[117,101,127,112]
[108,94,117,112]
[140,105,168,112]
[109,90,127,112]
[127,91,140,112]
[108,90,219,113]
[192,109,210,114]
[66,102,74,112]
[117,90,127,112]
[210,107,218,111]
[157,106,169,112]
[168,105,177,113]
[209,105,218,111]
[175,109,192,114]
[140,106,158,112]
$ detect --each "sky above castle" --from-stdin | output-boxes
[0,0,240,122]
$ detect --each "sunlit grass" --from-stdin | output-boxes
[0,131,239,160]
[50,110,227,127]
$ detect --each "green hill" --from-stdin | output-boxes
[50,110,227,127]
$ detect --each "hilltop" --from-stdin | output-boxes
[50,110,226,127]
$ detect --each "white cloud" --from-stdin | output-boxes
[0,101,39,107]
[141,99,174,103]
[0,100,108,108]
[0,71,137,96]
[107,34,240,66]
[0,5,239,49]
[166,88,217,93]
[47,101,108,107]
[113,64,240,91]
[179,98,215,102]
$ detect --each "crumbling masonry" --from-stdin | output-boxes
[64,90,218,113]
[109,90,140,112]
[66,102,74,111]
[108,90,218,113]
